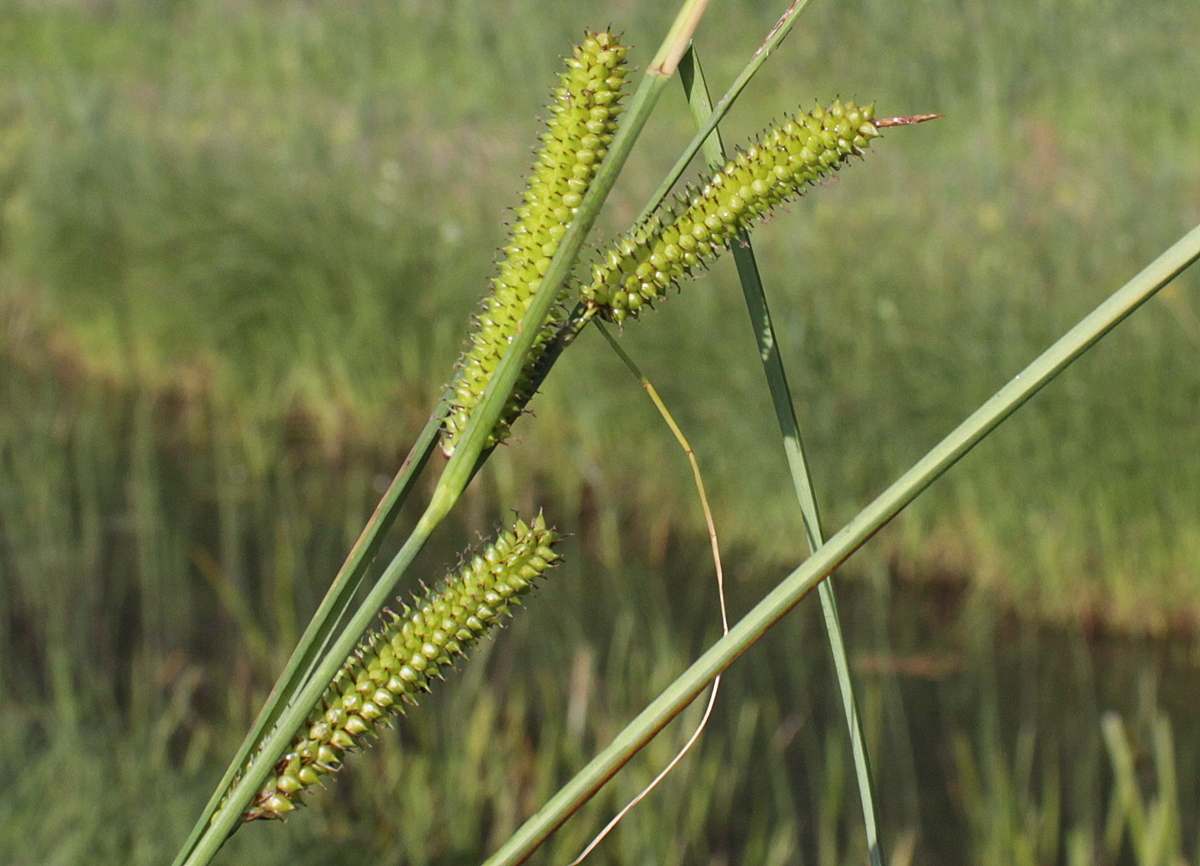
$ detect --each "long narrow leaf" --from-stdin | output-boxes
[482,223,1200,866]
[173,4,714,864]
[677,46,884,866]
[637,0,816,226]
[169,403,444,866]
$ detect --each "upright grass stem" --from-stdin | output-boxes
[638,0,816,225]
[441,31,630,457]
[169,404,446,866]
[677,47,883,866]
[172,4,712,864]
[481,224,1200,866]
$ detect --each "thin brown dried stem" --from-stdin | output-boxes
[563,323,729,866]
[876,113,944,127]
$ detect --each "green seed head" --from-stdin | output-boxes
[441,31,628,457]
[234,514,561,821]
[582,100,879,322]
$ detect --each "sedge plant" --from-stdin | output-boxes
[173,6,715,862]
[170,1,1200,865]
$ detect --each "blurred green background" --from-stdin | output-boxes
[2,1,1199,864]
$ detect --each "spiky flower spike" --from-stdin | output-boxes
[441,31,629,457]
[239,514,561,821]
[582,99,880,323]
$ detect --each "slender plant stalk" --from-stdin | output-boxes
[172,5,713,865]
[485,0,824,428]
[481,224,1200,866]
[677,47,884,866]
[564,323,729,865]
[649,0,714,76]
[244,515,562,821]
[169,404,445,866]
[637,0,816,226]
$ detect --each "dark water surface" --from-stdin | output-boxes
[787,575,1200,865]
[2,354,1197,865]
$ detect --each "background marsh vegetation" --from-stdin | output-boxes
[1,0,1199,864]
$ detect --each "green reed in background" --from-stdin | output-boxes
[3,0,1198,626]
[3,1,1200,865]
[163,0,937,857]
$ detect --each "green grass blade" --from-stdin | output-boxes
[169,403,444,866]
[637,0,816,226]
[678,45,883,866]
[481,223,1200,866]
[1102,713,1147,859]
[424,0,716,515]
[1152,715,1182,863]
[173,5,713,865]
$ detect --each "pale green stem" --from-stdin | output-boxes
[172,4,713,865]
[481,223,1200,866]
[638,0,816,225]
[170,404,444,866]
[648,0,713,76]
[677,46,883,866]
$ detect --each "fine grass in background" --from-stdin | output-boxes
[2,1,1200,864]
[2,0,1197,626]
